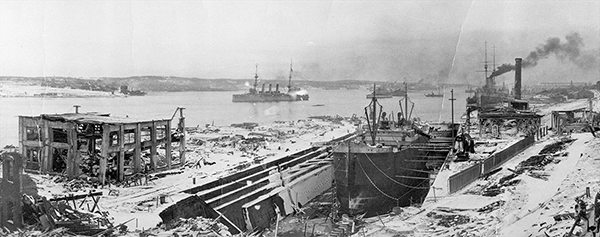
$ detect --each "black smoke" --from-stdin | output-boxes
[488,32,596,78]
[489,63,515,78]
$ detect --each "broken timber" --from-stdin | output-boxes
[170,146,335,234]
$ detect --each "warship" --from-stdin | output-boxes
[333,84,454,217]
[365,86,393,99]
[232,64,309,103]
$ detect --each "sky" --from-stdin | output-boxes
[1,0,599,84]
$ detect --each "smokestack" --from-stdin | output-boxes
[515,58,522,100]
[269,84,272,92]
[276,84,279,92]
[261,84,265,93]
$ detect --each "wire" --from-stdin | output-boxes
[357,159,400,201]
[362,152,430,189]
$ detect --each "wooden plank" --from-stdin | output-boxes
[49,142,70,149]
[45,121,74,130]
[22,141,43,147]
[107,143,138,153]
[49,191,102,202]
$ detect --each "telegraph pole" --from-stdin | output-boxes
[450,89,456,149]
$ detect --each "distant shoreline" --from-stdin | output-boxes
[0,83,124,98]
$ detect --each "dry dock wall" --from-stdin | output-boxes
[448,135,535,194]
[175,146,334,234]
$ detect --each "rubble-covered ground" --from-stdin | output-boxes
[6,116,355,236]
[352,97,600,237]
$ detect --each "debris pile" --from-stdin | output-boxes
[56,177,95,192]
[20,193,116,236]
[481,177,520,197]
[141,216,231,237]
[0,227,73,237]
[477,200,506,213]
[538,137,576,155]
[476,138,577,197]
[426,211,471,228]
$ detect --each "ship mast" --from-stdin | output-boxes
[371,83,378,145]
[253,64,259,92]
[492,45,496,73]
[484,41,488,79]
[288,60,293,92]
[404,82,408,120]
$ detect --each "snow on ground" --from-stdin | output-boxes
[26,117,357,232]
[354,97,600,237]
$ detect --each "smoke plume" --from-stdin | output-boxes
[488,63,516,78]
[488,32,596,78]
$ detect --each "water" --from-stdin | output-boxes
[0,88,468,146]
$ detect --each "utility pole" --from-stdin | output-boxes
[450,89,456,150]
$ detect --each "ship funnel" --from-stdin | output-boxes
[261,84,265,93]
[268,84,272,92]
[515,58,522,100]
[276,84,279,92]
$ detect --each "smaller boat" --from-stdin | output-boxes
[424,92,443,97]
[424,87,444,97]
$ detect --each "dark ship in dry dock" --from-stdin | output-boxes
[232,64,309,103]
[333,84,455,217]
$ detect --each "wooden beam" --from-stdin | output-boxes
[178,108,186,165]
[166,122,172,169]
[118,124,125,181]
[45,120,53,173]
[134,123,141,173]
[100,124,110,185]
[18,116,25,158]
[150,121,157,170]
[67,125,78,178]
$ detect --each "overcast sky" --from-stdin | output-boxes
[1,1,599,83]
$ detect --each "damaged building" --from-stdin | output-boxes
[551,104,599,135]
[467,57,543,137]
[18,107,186,185]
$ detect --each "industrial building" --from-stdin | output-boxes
[17,107,186,185]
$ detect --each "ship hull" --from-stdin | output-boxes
[333,137,431,217]
[366,93,393,99]
[232,93,309,102]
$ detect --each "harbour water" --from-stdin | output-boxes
[0,88,468,146]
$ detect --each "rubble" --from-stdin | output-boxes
[538,137,577,155]
[477,200,506,213]
[18,193,115,236]
[426,211,471,228]
[157,216,231,236]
